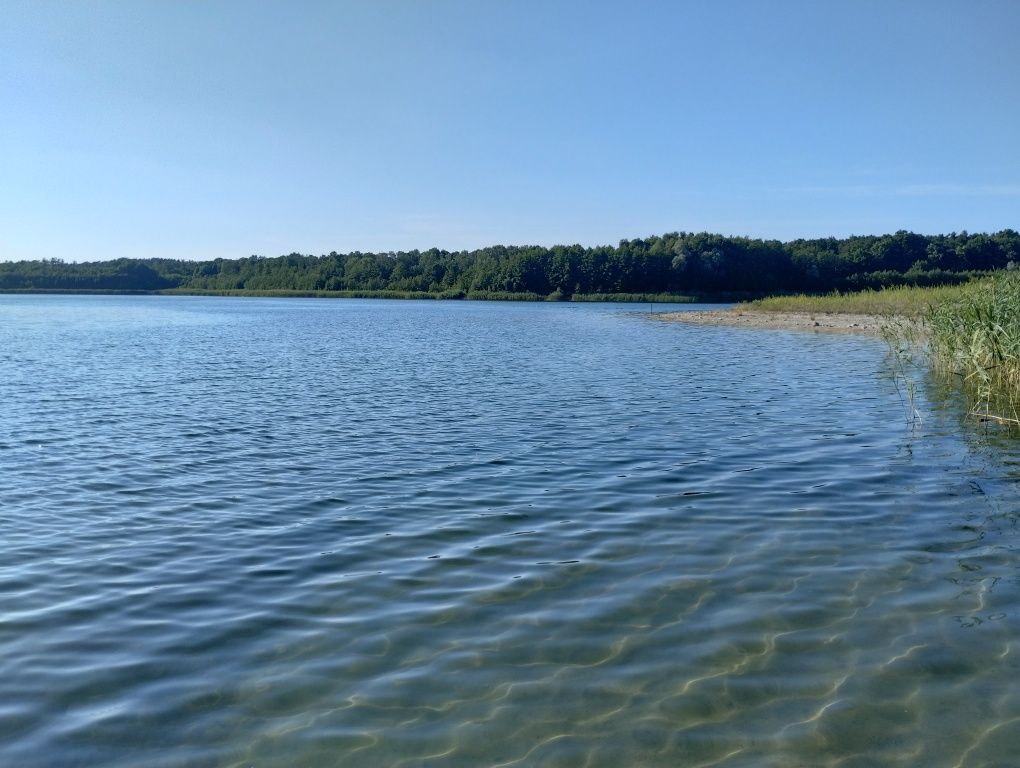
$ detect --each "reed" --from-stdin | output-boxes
[744,283,971,318]
[159,287,704,303]
[568,292,699,303]
[924,272,1020,424]
[161,287,460,299]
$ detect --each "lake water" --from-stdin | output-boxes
[2,295,1018,767]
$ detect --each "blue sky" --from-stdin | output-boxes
[2,1,1018,261]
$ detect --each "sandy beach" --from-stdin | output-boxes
[658,309,901,335]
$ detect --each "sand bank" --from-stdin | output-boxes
[658,309,903,335]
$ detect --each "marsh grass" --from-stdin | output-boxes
[161,288,466,300]
[569,292,699,303]
[744,284,971,319]
[879,317,927,426]
[924,272,1020,425]
[159,287,702,303]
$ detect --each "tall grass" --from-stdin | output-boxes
[745,284,971,318]
[568,292,699,303]
[925,272,1020,424]
[162,288,464,299]
[162,287,704,303]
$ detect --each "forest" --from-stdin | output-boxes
[2,230,1018,298]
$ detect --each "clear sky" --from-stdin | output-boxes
[2,0,1018,261]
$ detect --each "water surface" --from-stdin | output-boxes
[2,295,1018,767]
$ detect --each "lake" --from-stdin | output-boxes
[2,295,1018,767]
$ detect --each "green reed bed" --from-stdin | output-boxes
[924,272,1020,424]
[161,287,703,303]
[162,287,465,299]
[744,283,970,319]
[569,292,699,303]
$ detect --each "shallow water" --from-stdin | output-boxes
[1,295,1018,767]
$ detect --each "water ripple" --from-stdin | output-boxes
[1,295,1019,767]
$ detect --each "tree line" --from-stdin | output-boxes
[2,230,1018,297]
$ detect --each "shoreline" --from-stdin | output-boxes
[0,288,717,304]
[659,308,906,335]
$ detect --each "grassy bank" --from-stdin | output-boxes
[161,287,464,300]
[156,288,705,303]
[0,287,158,295]
[3,286,715,302]
[569,292,702,303]
[743,283,971,319]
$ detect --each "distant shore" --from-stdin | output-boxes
[0,288,718,303]
[659,309,901,335]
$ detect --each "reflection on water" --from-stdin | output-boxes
[1,295,1018,767]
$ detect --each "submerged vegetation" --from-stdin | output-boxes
[2,229,1018,299]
